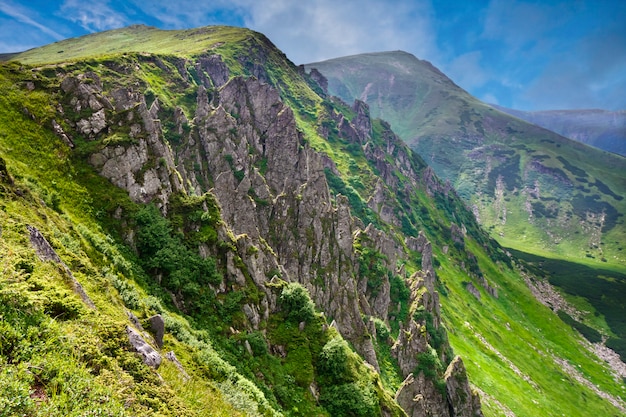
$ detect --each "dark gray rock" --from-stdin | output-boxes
[126,326,162,368]
[149,314,165,348]
[445,356,484,417]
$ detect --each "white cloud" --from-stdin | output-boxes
[0,1,64,40]
[240,0,437,64]
[127,0,438,65]
[444,51,489,91]
[60,0,128,32]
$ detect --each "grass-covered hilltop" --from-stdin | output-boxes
[0,25,624,417]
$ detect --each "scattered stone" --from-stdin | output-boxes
[466,282,481,300]
[126,326,162,368]
[149,314,165,348]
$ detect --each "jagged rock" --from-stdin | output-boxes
[445,356,483,417]
[59,58,482,416]
[27,225,96,309]
[466,282,481,300]
[451,223,465,246]
[149,314,165,348]
[51,119,74,148]
[392,318,429,376]
[149,98,160,119]
[83,84,182,208]
[308,67,328,94]
[352,100,372,143]
[478,276,498,298]
[395,372,450,417]
[126,326,162,368]
[243,303,261,330]
[198,54,230,87]
[76,108,106,137]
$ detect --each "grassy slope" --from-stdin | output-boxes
[0,63,251,416]
[3,26,625,417]
[306,51,626,269]
[306,51,626,371]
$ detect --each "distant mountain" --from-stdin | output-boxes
[305,51,626,266]
[1,26,625,417]
[494,106,626,157]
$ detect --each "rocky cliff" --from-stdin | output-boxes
[2,25,623,417]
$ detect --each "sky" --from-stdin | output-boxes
[0,0,624,111]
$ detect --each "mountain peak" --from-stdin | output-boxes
[9,25,260,65]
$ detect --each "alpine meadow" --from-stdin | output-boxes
[0,25,624,417]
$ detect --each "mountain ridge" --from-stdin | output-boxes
[305,50,626,267]
[492,105,626,157]
[1,25,624,417]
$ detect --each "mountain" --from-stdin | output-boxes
[1,25,624,417]
[305,51,626,267]
[493,106,626,157]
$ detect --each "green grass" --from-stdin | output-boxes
[306,51,626,270]
[11,25,253,65]
[2,25,625,417]
[510,248,626,362]
[437,238,626,417]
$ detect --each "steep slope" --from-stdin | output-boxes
[0,26,624,417]
[493,106,626,157]
[305,51,626,268]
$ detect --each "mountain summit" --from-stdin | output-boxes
[306,51,626,265]
[0,26,624,417]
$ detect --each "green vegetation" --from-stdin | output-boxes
[511,248,626,361]
[1,24,624,417]
[307,51,626,269]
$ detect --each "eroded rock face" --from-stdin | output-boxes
[445,356,483,417]
[61,73,182,210]
[396,372,450,417]
[59,58,482,416]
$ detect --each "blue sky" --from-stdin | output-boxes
[1,0,624,111]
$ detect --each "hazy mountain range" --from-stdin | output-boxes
[493,106,626,157]
[305,51,626,265]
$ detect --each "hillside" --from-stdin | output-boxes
[493,106,626,157]
[0,25,624,417]
[305,51,626,268]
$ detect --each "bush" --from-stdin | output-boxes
[318,336,354,385]
[319,382,377,417]
[134,204,222,312]
[0,364,35,416]
[279,282,316,323]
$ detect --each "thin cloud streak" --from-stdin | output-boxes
[60,0,129,32]
[0,1,65,40]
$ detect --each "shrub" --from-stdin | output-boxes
[318,336,354,385]
[279,282,316,323]
[319,382,377,417]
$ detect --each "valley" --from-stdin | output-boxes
[0,26,624,417]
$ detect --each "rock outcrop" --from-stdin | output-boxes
[52,49,483,416]
[27,225,96,309]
